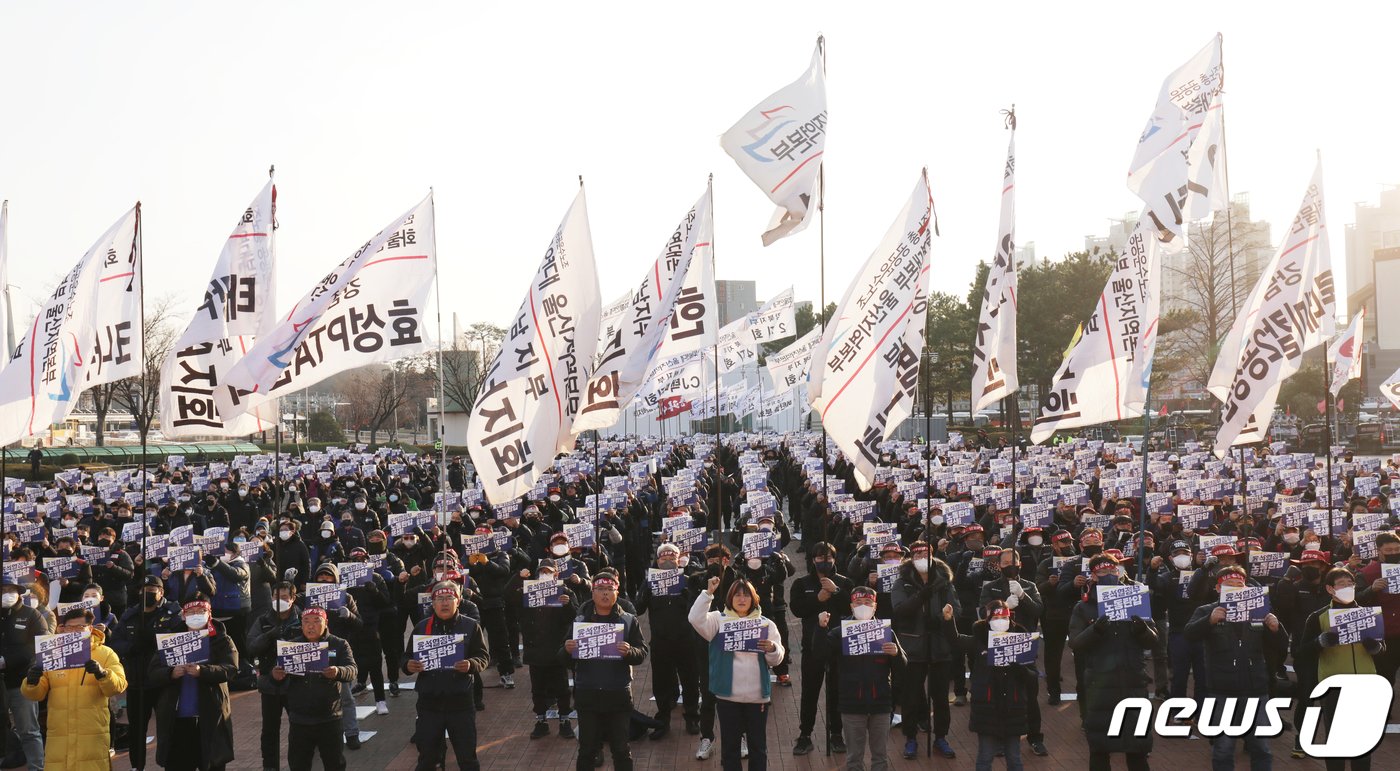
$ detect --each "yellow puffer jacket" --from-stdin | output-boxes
[20,627,128,771]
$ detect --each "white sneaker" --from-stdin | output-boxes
[375,700,389,715]
[695,737,714,760]
[740,736,749,758]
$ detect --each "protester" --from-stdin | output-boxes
[958,601,1036,771]
[891,539,960,759]
[249,581,303,771]
[789,541,852,756]
[148,596,238,771]
[0,578,51,771]
[1297,567,1385,771]
[110,574,183,770]
[272,606,358,771]
[508,558,579,739]
[21,605,128,771]
[563,570,648,771]
[403,580,491,771]
[689,575,784,770]
[815,585,905,771]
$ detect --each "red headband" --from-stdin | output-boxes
[182,600,211,615]
[301,607,327,620]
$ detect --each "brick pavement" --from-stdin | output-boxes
[107,540,1394,770]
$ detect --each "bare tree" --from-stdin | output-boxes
[89,383,121,447]
[115,295,180,444]
[339,361,431,444]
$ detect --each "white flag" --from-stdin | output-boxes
[467,189,601,504]
[214,193,435,422]
[721,38,827,246]
[1127,34,1227,245]
[0,201,12,356]
[0,207,142,444]
[766,327,819,396]
[637,349,707,412]
[757,387,800,421]
[715,316,757,375]
[1380,366,1400,412]
[592,292,631,371]
[160,181,277,437]
[573,186,710,434]
[1122,232,1173,415]
[738,385,763,419]
[809,172,933,490]
[1328,308,1365,397]
[971,129,1018,413]
[748,287,796,344]
[1213,162,1335,457]
[1030,218,1160,444]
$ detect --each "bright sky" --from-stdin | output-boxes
[1,2,1395,338]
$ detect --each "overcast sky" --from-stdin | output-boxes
[1,1,1394,340]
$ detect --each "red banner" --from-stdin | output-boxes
[659,396,692,420]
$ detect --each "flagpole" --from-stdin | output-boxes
[430,187,449,560]
[1136,382,1151,582]
[710,175,723,529]
[818,163,829,547]
[268,166,283,506]
[1324,345,1337,536]
[133,201,148,757]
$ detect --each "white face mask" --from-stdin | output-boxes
[238,489,248,497]
[1172,554,1193,570]
[930,515,944,526]
[1116,566,1127,579]
[913,558,930,573]
[549,495,561,503]
[346,482,356,489]
[1027,535,1043,547]
[746,558,762,571]
[1333,586,1355,604]
[220,483,229,491]
[389,495,399,503]
[0,593,17,609]
[273,599,292,613]
[852,604,876,621]
[551,544,569,557]
[279,531,293,541]
[84,595,101,605]
[308,505,321,513]
[185,614,208,630]
[321,527,334,538]
[1283,533,1300,545]
[989,618,1011,633]
[354,502,366,510]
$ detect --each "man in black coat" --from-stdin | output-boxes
[404,580,492,771]
[272,606,358,771]
[507,558,580,739]
[562,570,648,771]
[0,578,50,771]
[634,543,700,740]
[109,574,183,771]
[789,540,853,756]
[890,541,960,759]
[978,545,1048,756]
[249,581,304,771]
[147,597,239,771]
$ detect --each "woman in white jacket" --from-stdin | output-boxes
[690,575,785,771]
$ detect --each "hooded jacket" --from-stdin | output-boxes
[890,558,960,663]
[21,627,128,771]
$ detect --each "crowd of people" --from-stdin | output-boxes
[0,431,1394,771]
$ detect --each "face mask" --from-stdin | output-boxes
[1304,541,1320,552]
[551,544,569,557]
[813,560,834,575]
[914,558,929,573]
[1083,544,1102,556]
[0,593,17,609]
[1002,565,1020,580]
[929,515,944,526]
[1384,554,1400,565]
[369,541,385,554]
[1302,566,1321,581]
[1172,554,1193,569]
[84,594,101,605]
[321,527,334,538]
[1283,533,1300,545]
[389,495,399,503]
[238,489,248,497]
[62,518,76,528]
[234,537,246,544]
[989,618,1011,633]
[179,495,190,503]
[279,531,292,541]
[354,502,366,511]
[1028,535,1043,547]
[1334,586,1355,604]
[1096,573,1118,586]
[83,484,93,491]
[852,604,876,621]
[402,537,416,548]
[346,482,356,489]
[185,614,208,630]
[273,599,292,613]
[144,592,161,607]
[308,505,321,514]
[220,483,229,491]
[98,539,112,548]
[56,549,72,558]
[746,558,762,571]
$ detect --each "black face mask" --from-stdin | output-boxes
[368,541,386,554]
[965,540,984,552]
[98,539,112,548]
[1002,565,1020,580]
[1383,554,1400,565]
[812,560,834,575]
[706,563,724,579]
[143,592,160,607]
[1082,545,1102,557]
[1301,566,1321,582]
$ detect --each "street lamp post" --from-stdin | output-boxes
[921,348,940,513]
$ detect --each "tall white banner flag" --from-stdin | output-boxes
[637,349,707,412]
[715,316,756,374]
[721,38,827,247]
[809,172,933,490]
[214,194,435,423]
[1213,162,1335,457]
[574,186,710,433]
[1127,34,1228,245]
[971,127,1018,413]
[1327,308,1364,397]
[592,292,631,370]
[748,287,796,344]
[1031,218,1160,443]
[0,207,142,445]
[160,181,277,437]
[1381,366,1400,412]
[0,201,12,356]
[766,327,819,396]
[467,189,601,503]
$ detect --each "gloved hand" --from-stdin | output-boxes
[1130,616,1148,634]
[84,659,106,680]
[1317,630,1341,648]
[284,567,299,581]
[1009,581,1024,597]
[25,664,42,686]
[1362,638,1384,656]
[338,606,350,619]
[1094,614,1111,633]
[1006,594,1020,609]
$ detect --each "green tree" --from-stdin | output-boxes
[308,411,342,442]
[1014,251,1114,397]
[760,301,834,363]
[922,290,975,421]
